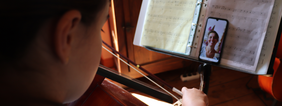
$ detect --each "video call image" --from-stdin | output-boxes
[199,18,228,63]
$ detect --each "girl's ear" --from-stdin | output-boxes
[54,10,81,64]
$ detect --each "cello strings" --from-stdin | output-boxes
[102,46,181,101]
[102,41,173,90]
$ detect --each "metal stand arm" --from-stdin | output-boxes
[198,63,212,94]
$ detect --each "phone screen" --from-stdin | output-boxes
[199,17,228,64]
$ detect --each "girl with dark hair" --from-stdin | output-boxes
[0,0,208,105]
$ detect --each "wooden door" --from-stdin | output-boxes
[113,0,192,78]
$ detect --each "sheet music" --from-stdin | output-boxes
[256,0,282,74]
[206,0,275,72]
[140,0,197,53]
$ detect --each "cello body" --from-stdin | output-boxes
[258,33,282,101]
[68,74,147,106]
[258,58,282,101]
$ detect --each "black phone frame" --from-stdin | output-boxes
[198,17,229,64]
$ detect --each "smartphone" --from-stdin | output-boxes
[199,17,229,64]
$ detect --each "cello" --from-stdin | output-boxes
[258,31,282,102]
[67,68,148,106]
[68,41,184,106]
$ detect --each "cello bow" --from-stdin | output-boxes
[102,41,183,98]
[102,41,174,90]
[69,41,185,106]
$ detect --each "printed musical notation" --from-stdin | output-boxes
[209,11,264,22]
[207,0,275,71]
[151,0,195,4]
[142,34,187,45]
[219,0,272,4]
[210,5,268,16]
[144,29,187,37]
[147,14,193,22]
[256,0,282,72]
[141,0,197,53]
